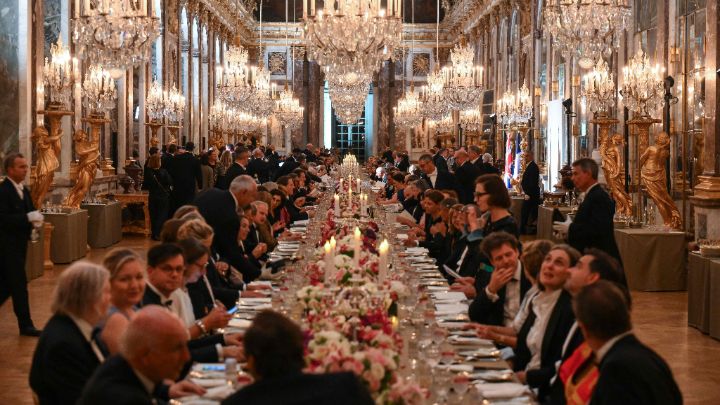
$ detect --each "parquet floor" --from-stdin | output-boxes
[1,236,719,404]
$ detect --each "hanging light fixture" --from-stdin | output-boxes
[217,44,254,105]
[72,0,160,73]
[619,49,664,117]
[582,59,617,115]
[459,107,482,132]
[43,37,74,109]
[82,65,117,116]
[496,80,532,126]
[443,35,484,111]
[394,0,423,130]
[544,0,632,69]
[274,0,305,130]
[421,0,448,122]
[145,80,165,122]
[164,86,186,125]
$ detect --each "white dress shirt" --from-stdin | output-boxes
[7,177,25,200]
[171,288,196,327]
[525,289,563,371]
[69,314,105,362]
[427,169,438,188]
[484,260,524,327]
[511,285,540,333]
[146,282,179,315]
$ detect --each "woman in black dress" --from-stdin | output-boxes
[142,154,173,240]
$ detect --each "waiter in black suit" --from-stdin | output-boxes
[453,150,481,203]
[433,148,450,172]
[167,142,202,212]
[417,153,458,191]
[247,149,270,183]
[194,175,261,282]
[575,281,682,405]
[222,147,249,189]
[273,150,302,180]
[520,151,541,234]
[0,153,42,336]
[554,158,621,262]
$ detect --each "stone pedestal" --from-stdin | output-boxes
[691,176,720,241]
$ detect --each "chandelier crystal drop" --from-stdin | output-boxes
[303,0,403,79]
[82,65,117,116]
[582,59,617,115]
[619,49,664,117]
[72,0,161,71]
[164,86,186,125]
[43,37,73,108]
[443,38,484,111]
[145,80,165,121]
[544,0,632,68]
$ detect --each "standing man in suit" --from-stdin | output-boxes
[520,151,541,234]
[0,153,43,336]
[433,148,450,172]
[273,149,302,180]
[303,143,316,162]
[194,175,261,281]
[554,158,621,262]
[575,281,682,405]
[417,154,458,191]
[222,147,249,189]
[167,142,202,212]
[78,306,205,405]
[453,150,482,204]
[247,148,270,183]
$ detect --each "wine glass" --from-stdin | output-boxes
[452,372,471,401]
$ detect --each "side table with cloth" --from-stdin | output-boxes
[44,210,88,264]
[537,206,572,243]
[25,225,44,280]
[687,253,720,340]
[98,192,150,236]
[614,228,687,291]
[81,201,122,248]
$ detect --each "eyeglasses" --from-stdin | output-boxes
[474,192,489,197]
[157,265,184,274]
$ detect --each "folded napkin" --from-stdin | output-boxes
[190,378,226,388]
[432,292,467,302]
[438,364,474,373]
[203,384,236,400]
[228,318,252,329]
[238,297,272,304]
[475,382,530,399]
[425,286,450,292]
[247,281,272,288]
[437,321,470,329]
[435,303,469,315]
[397,234,409,241]
[448,336,494,345]
[469,370,514,382]
[292,219,310,226]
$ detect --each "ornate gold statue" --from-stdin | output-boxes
[30,125,62,208]
[640,132,682,229]
[600,133,633,217]
[65,129,100,208]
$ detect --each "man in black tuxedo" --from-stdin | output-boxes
[247,148,270,183]
[480,153,501,175]
[555,158,621,262]
[78,306,205,405]
[0,153,42,336]
[575,281,682,405]
[468,145,484,170]
[194,175,261,282]
[274,149,302,180]
[381,147,394,164]
[222,310,373,405]
[433,148,450,172]
[465,232,531,326]
[417,153,458,192]
[167,142,202,212]
[453,150,482,204]
[161,143,176,170]
[520,151,541,234]
[303,143,316,162]
[222,147,250,189]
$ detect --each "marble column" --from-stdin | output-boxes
[376,61,392,151]
[690,0,720,240]
[305,60,321,148]
[185,10,194,145]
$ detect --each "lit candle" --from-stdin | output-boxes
[356,178,361,191]
[353,227,361,267]
[334,194,340,217]
[330,236,337,257]
[324,241,333,284]
[378,239,389,283]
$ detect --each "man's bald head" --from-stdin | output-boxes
[121,306,190,382]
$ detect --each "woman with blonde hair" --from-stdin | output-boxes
[30,262,111,405]
[98,248,145,355]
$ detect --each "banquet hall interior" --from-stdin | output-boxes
[1,0,720,403]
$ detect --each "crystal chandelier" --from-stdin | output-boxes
[275,85,305,130]
[459,107,482,132]
[619,49,664,117]
[582,59,617,115]
[422,68,449,121]
[145,80,165,121]
[82,65,117,116]
[394,86,424,129]
[209,99,227,132]
[246,64,276,119]
[496,81,533,125]
[43,37,73,108]
[443,37,484,111]
[429,114,454,134]
[544,0,632,69]
[216,45,255,105]
[164,86,186,125]
[72,0,161,72]
[303,0,403,78]
[329,80,369,124]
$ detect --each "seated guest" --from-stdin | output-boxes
[475,174,519,237]
[99,248,145,355]
[30,262,111,405]
[417,153,457,191]
[173,204,200,219]
[574,282,682,405]
[251,198,278,251]
[547,250,630,405]
[221,311,373,405]
[238,216,266,280]
[245,201,270,261]
[441,203,468,279]
[397,180,426,227]
[464,232,532,325]
[222,147,249,189]
[247,148,271,183]
[512,245,578,400]
[77,306,204,405]
[277,175,310,223]
[405,190,447,263]
[269,189,290,234]
[194,175,260,282]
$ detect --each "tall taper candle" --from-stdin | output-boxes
[324,241,333,284]
[353,227,361,267]
[334,194,340,217]
[378,239,389,283]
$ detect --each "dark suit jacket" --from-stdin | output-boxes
[521,161,541,201]
[479,162,501,175]
[77,355,153,405]
[469,263,532,326]
[0,179,34,253]
[274,158,300,180]
[247,158,270,183]
[433,154,449,172]
[194,189,261,282]
[513,290,576,401]
[166,152,202,204]
[568,185,621,261]
[455,161,482,203]
[547,323,585,405]
[221,371,374,405]
[425,170,458,191]
[590,334,682,405]
[222,162,248,189]
[29,314,101,405]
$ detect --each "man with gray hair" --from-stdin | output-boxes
[194,175,261,280]
[480,153,500,175]
[78,306,204,404]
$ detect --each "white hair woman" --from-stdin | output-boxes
[29,261,111,405]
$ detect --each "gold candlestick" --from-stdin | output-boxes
[31,106,74,209]
[166,124,181,146]
[65,114,107,208]
[146,120,164,148]
[593,114,633,217]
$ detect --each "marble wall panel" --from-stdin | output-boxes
[0,0,20,159]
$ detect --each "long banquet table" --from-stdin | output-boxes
[177,176,537,404]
